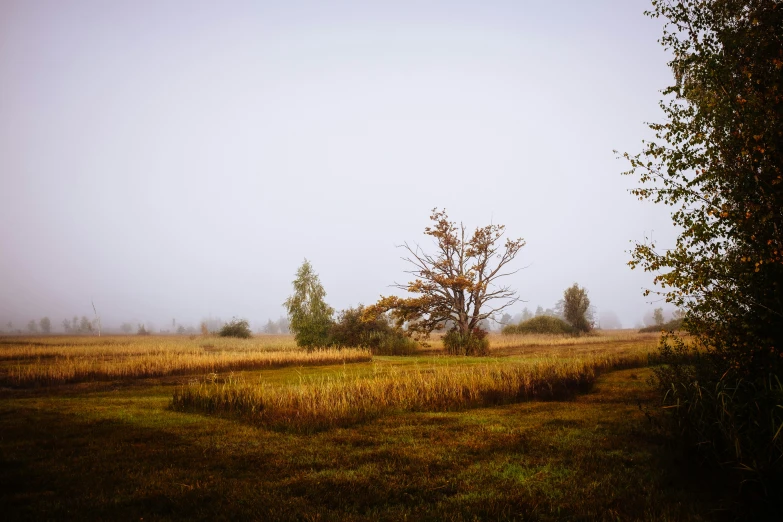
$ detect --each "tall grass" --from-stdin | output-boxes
[2,346,370,387]
[172,350,650,430]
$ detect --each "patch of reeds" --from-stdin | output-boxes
[171,350,650,430]
[3,348,370,387]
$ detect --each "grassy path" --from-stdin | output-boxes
[0,366,727,521]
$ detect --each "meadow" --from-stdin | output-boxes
[0,331,730,520]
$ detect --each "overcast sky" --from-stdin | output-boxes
[0,0,678,331]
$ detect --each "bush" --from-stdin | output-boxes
[442,328,489,356]
[219,318,252,339]
[638,318,683,333]
[502,315,575,335]
[330,306,417,355]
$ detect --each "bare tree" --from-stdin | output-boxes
[366,209,525,342]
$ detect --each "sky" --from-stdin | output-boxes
[0,0,679,332]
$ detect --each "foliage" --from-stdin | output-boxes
[638,318,684,333]
[39,317,51,334]
[365,209,524,355]
[502,315,575,335]
[622,0,783,482]
[562,284,593,333]
[330,305,417,355]
[442,328,490,356]
[219,318,252,339]
[652,307,665,326]
[284,259,334,350]
[137,324,151,336]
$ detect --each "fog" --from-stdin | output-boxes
[0,0,678,333]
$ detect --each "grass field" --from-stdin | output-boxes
[0,331,733,520]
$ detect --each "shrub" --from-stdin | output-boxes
[638,318,683,333]
[502,315,575,335]
[330,306,417,355]
[442,328,489,356]
[219,318,252,339]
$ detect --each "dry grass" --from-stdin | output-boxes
[172,348,651,430]
[0,335,368,387]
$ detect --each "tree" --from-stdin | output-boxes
[276,316,290,334]
[520,307,533,321]
[622,0,783,482]
[120,322,133,334]
[27,320,38,334]
[79,316,93,334]
[284,259,334,349]
[62,319,71,333]
[39,317,51,334]
[263,319,279,334]
[652,307,665,326]
[561,284,592,333]
[598,310,622,330]
[365,209,525,355]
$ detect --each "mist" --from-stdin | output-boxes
[0,0,677,333]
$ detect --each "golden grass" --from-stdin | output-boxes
[0,335,368,386]
[171,347,651,430]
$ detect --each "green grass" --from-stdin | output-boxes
[0,333,743,520]
[0,365,730,520]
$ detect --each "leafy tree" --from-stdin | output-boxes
[520,307,533,321]
[263,319,279,334]
[365,209,524,355]
[27,320,38,334]
[284,259,334,349]
[561,284,592,333]
[598,310,622,330]
[653,307,665,326]
[276,316,290,334]
[622,0,783,483]
[79,316,93,334]
[39,317,51,334]
[61,319,71,333]
[534,306,544,317]
[120,322,134,334]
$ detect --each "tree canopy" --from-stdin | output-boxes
[622,0,783,480]
[365,208,524,354]
[284,259,334,349]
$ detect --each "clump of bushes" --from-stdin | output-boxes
[638,318,683,333]
[330,306,417,355]
[502,316,575,335]
[442,328,489,356]
[137,324,151,336]
[219,318,252,339]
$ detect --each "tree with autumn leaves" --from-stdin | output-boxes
[622,0,783,486]
[364,209,525,355]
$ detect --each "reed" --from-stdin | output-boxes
[3,347,370,387]
[171,350,650,430]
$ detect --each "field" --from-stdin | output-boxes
[0,332,730,520]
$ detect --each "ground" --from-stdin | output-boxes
[0,334,733,520]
